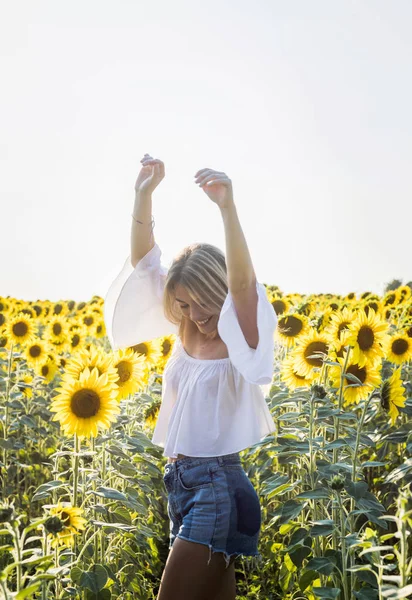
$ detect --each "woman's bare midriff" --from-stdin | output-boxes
[167,318,229,463]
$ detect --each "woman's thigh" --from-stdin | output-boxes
[156,537,236,600]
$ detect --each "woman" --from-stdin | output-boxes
[104,154,278,600]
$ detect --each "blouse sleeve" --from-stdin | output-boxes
[217,280,278,385]
[103,242,178,351]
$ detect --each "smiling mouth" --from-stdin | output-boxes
[196,316,212,326]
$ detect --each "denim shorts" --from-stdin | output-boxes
[162,452,263,569]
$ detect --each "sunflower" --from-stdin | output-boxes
[276,312,310,350]
[50,366,120,438]
[397,285,412,303]
[144,397,162,427]
[109,347,147,400]
[345,308,389,368]
[292,328,330,378]
[269,294,291,316]
[44,316,71,344]
[380,367,407,425]
[280,353,316,391]
[35,356,59,383]
[45,503,87,548]
[17,373,34,400]
[328,349,382,406]
[384,289,401,306]
[130,339,164,370]
[324,306,355,348]
[4,312,37,347]
[64,346,119,392]
[155,334,177,373]
[24,338,52,369]
[383,333,412,366]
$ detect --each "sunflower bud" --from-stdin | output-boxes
[44,515,64,535]
[329,474,345,491]
[311,384,327,399]
[0,505,15,524]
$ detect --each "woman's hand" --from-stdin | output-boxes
[134,154,165,195]
[194,168,234,210]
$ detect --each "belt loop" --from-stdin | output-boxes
[217,456,223,466]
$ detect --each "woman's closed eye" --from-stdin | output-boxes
[180,303,207,309]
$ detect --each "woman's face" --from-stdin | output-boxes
[174,283,218,333]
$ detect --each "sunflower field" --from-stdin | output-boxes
[0,283,411,600]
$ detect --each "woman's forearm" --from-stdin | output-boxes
[131,191,155,267]
[220,200,257,293]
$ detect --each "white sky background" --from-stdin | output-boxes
[1,0,411,303]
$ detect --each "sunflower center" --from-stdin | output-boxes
[133,343,148,356]
[357,326,374,351]
[59,511,71,525]
[380,380,390,410]
[13,321,29,337]
[279,315,303,337]
[271,300,286,315]
[392,338,409,356]
[72,334,80,347]
[117,361,132,384]
[345,364,367,385]
[366,302,379,314]
[71,389,101,418]
[53,323,63,336]
[29,345,42,358]
[304,341,328,367]
[163,340,172,356]
[385,294,396,306]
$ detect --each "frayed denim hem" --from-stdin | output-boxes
[172,534,263,570]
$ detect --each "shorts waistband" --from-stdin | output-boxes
[165,452,241,471]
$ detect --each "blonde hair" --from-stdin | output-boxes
[163,243,228,341]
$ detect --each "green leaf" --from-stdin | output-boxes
[79,564,108,593]
[353,588,379,600]
[32,480,66,501]
[85,589,112,600]
[276,500,306,525]
[299,570,319,591]
[381,584,412,599]
[90,487,128,501]
[306,556,336,576]
[311,520,336,537]
[356,492,386,513]
[15,583,42,599]
[346,481,369,500]
[90,521,136,532]
[0,439,15,450]
[296,488,331,500]
[71,566,83,585]
[312,587,341,599]
[289,545,312,568]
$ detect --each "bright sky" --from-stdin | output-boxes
[1,1,411,303]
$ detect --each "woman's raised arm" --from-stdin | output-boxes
[131,154,165,267]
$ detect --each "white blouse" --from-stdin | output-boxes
[104,242,278,458]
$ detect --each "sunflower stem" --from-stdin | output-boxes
[336,492,350,600]
[72,434,80,508]
[2,344,14,497]
[332,345,351,552]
